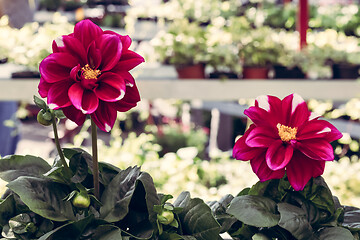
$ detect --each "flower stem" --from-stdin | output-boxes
[51,113,71,176]
[91,117,100,200]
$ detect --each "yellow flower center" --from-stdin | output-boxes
[81,64,101,79]
[277,123,297,142]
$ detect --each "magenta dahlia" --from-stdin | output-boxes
[38,19,144,132]
[233,93,343,191]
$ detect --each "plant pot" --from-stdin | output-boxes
[11,70,40,79]
[242,66,269,79]
[332,64,360,79]
[273,65,306,79]
[175,64,206,79]
[209,71,238,80]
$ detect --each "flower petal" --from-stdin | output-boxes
[297,120,334,141]
[244,106,273,127]
[111,50,145,72]
[251,151,285,182]
[245,126,278,148]
[286,151,325,191]
[96,34,122,71]
[294,139,334,161]
[47,80,73,109]
[52,35,87,65]
[110,83,141,112]
[266,140,293,171]
[62,105,86,126]
[321,120,343,142]
[40,53,78,83]
[74,19,103,51]
[87,41,102,69]
[103,31,132,49]
[233,125,261,160]
[38,77,52,97]
[91,101,117,132]
[282,93,309,127]
[68,83,99,114]
[109,70,135,86]
[94,72,126,102]
[256,95,282,114]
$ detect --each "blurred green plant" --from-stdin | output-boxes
[0,13,73,71]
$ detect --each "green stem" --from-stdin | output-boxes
[91,117,100,200]
[51,113,71,176]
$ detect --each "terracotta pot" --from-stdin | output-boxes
[175,64,205,79]
[242,66,269,79]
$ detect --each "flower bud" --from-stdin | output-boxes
[37,110,52,126]
[157,210,174,225]
[72,191,90,208]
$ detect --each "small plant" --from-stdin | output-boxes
[151,18,207,68]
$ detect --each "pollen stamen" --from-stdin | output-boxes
[81,64,101,79]
[277,123,297,142]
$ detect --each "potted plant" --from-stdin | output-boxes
[272,31,306,79]
[0,14,73,78]
[205,21,242,79]
[151,19,207,79]
[237,26,282,79]
[305,29,360,80]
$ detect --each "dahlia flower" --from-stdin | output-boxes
[38,19,144,132]
[233,93,342,191]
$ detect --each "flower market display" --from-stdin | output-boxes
[0,18,359,240]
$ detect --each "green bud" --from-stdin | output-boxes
[157,210,174,225]
[72,191,90,208]
[37,110,52,126]
[25,222,37,233]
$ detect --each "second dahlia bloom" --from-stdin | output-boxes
[38,19,144,132]
[233,93,342,191]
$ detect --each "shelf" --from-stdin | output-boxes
[0,78,358,102]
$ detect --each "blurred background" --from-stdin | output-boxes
[0,0,360,206]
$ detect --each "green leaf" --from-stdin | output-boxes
[0,155,51,182]
[137,172,161,221]
[316,227,354,240]
[227,195,280,228]
[173,192,221,240]
[100,166,141,222]
[159,232,183,240]
[277,203,315,240]
[8,213,31,234]
[252,233,271,240]
[179,236,197,240]
[33,96,47,110]
[249,178,289,202]
[91,225,123,240]
[43,166,69,184]
[38,215,94,240]
[343,206,360,231]
[69,151,89,183]
[209,194,237,233]
[116,172,159,239]
[98,162,120,186]
[159,194,174,205]
[300,177,335,216]
[2,223,16,239]
[63,148,92,171]
[0,194,16,227]
[53,110,66,119]
[7,176,75,222]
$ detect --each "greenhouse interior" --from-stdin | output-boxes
[0,0,360,239]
